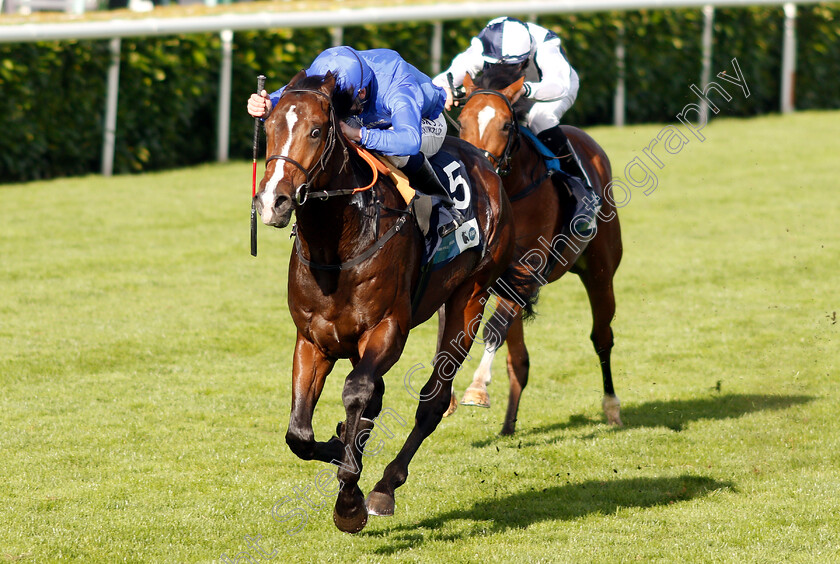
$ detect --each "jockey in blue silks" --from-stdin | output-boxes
[247,46,462,237]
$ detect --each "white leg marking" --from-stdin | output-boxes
[474,346,497,386]
[602,394,622,426]
[260,105,298,223]
[477,106,496,142]
[462,345,495,408]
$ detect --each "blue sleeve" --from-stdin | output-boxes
[268,86,285,113]
[360,100,422,156]
[359,82,423,156]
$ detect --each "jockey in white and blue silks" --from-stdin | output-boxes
[248,46,461,237]
[433,17,600,235]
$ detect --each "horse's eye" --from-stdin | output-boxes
[310,128,321,139]
[502,123,512,131]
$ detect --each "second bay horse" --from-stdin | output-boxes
[451,68,624,435]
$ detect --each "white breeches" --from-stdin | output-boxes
[384,113,447,168]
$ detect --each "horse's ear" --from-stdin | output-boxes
[321,71,337,96]
[463,73,476,95]
[503,76,526,104]
[288,69,307,87]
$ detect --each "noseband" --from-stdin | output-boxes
[462,89,520,176]
[265,88,340,205]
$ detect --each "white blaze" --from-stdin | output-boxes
[260,105,298,222]
[477,106,496,142]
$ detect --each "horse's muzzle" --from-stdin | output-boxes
[257,192,294,228]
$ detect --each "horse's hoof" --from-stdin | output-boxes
[366,491,395,516]
[602,394,622,426]
[333,505,368,534]
[461,386,490,408]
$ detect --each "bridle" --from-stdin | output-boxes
[456,87,559,204]
[459,88,520,176]
[264,88,346,205]
[263,85,412,272]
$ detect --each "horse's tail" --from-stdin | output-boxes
[489,245,541,321]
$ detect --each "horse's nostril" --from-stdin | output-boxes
[274,194,291,210]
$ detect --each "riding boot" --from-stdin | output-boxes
[537,125,602,237]
[402,155,464,238]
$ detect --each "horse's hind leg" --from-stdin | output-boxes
[367,291,485,517]
[461,298,519,408]
[501,314,529,435]
[580,268,622,426]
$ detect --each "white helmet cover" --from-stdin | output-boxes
[478,17,534,65]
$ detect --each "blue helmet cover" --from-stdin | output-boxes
[307,46,373,97]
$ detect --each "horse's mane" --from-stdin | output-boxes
[294,74,329,91]
[292,74,355,120]
[475,64,524,91]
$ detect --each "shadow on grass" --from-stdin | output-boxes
[473,393,814,448]
[364,475,733,553]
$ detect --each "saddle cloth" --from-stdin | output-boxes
[373,150,484,270]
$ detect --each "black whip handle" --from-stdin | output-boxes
[250,74,266,257]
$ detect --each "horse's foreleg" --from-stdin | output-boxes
[285,335,343,463]
[462,297,518,408]
[367,290,484,517]
[581,270,621,426]
[501,314,529,435]
[333,318,405,534]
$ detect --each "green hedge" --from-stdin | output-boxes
[1,4,838,182]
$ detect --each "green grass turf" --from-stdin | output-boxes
[1,110,838,563]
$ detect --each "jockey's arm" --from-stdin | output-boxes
[524,39,574,102]
[432,39,484,109]
[357,92,423,157]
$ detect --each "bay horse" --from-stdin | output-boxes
[450,67,623,435]
[254,70,515,533]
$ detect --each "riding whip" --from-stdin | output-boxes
[251,74,266,257]
[444,72,463,133]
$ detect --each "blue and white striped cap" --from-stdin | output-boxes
[478,17,534,65]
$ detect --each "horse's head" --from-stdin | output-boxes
[457,71,525,174]
[256,71,340,228]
